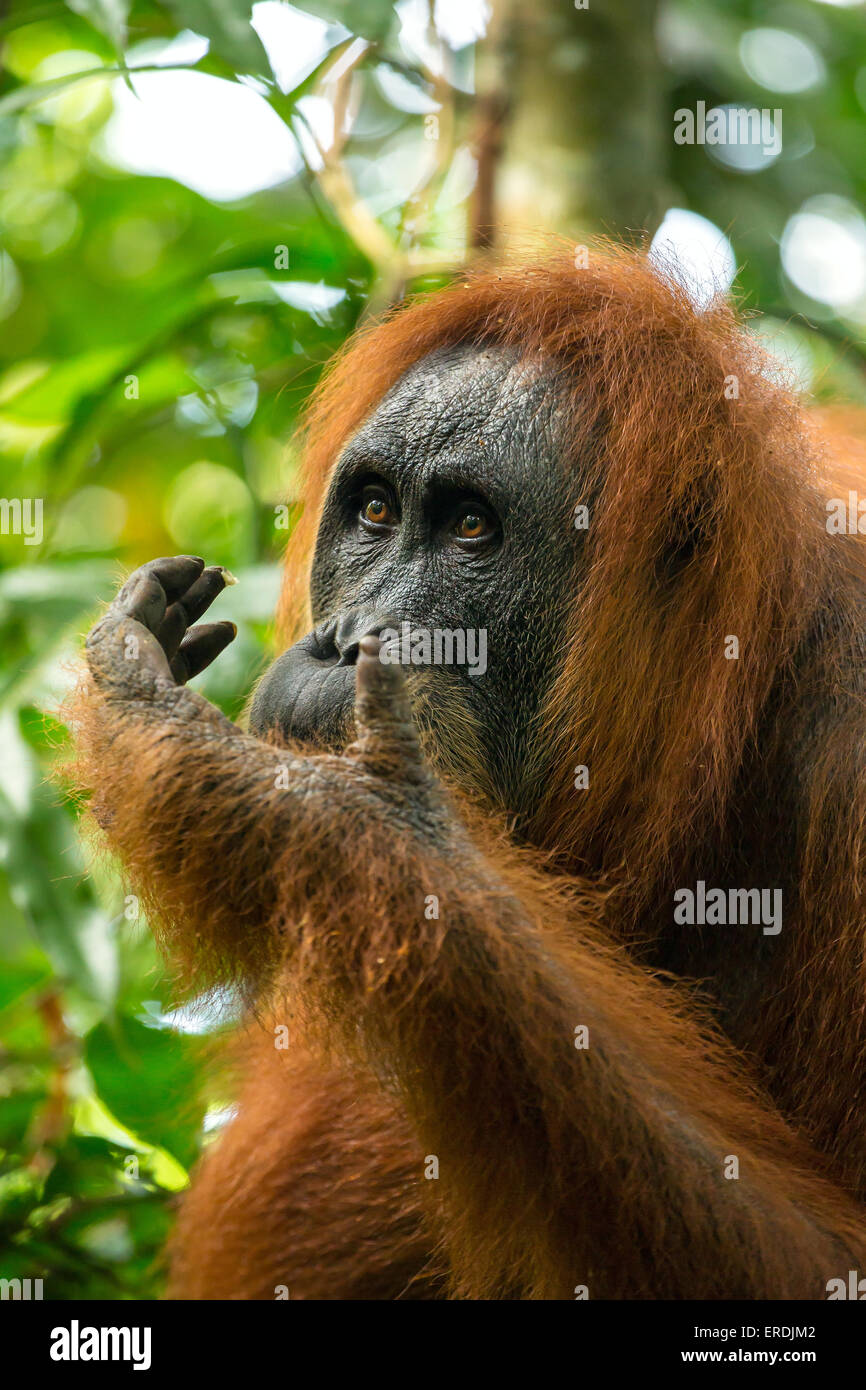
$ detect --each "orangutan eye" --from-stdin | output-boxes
[360,486,396,529]
[457,512,486,539]
[454,505,495,543]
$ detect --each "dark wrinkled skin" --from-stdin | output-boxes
[249,345,579,816]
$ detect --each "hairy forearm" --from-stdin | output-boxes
[353,872,866,1299]
[71,676,453,987]
[71,679,311,987]
[72,679,866,1300]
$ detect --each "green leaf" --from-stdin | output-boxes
[0,62,187,118]
[65,0,130,54]
[0,714,119,1007]
[0,1167,45,1222]
[0,961,52,1016]
[85,1017,205,1169]
[163,0,274,78]
[291,0,395,43]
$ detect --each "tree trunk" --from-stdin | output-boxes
[471,0,671,246]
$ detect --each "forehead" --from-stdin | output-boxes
[333,343,565,495]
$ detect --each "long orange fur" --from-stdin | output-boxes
[71,244,866,1298]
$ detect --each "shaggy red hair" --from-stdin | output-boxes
[280,244,845,878]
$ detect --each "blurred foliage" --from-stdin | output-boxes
[0,0,864,1299]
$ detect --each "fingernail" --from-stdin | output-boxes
[219,568,238,586]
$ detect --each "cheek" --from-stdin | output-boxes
[309,554,339,624]
[309,532,374,623]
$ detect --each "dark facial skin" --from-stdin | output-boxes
[249,344,578,815]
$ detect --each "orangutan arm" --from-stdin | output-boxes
[72,556,866,1300]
